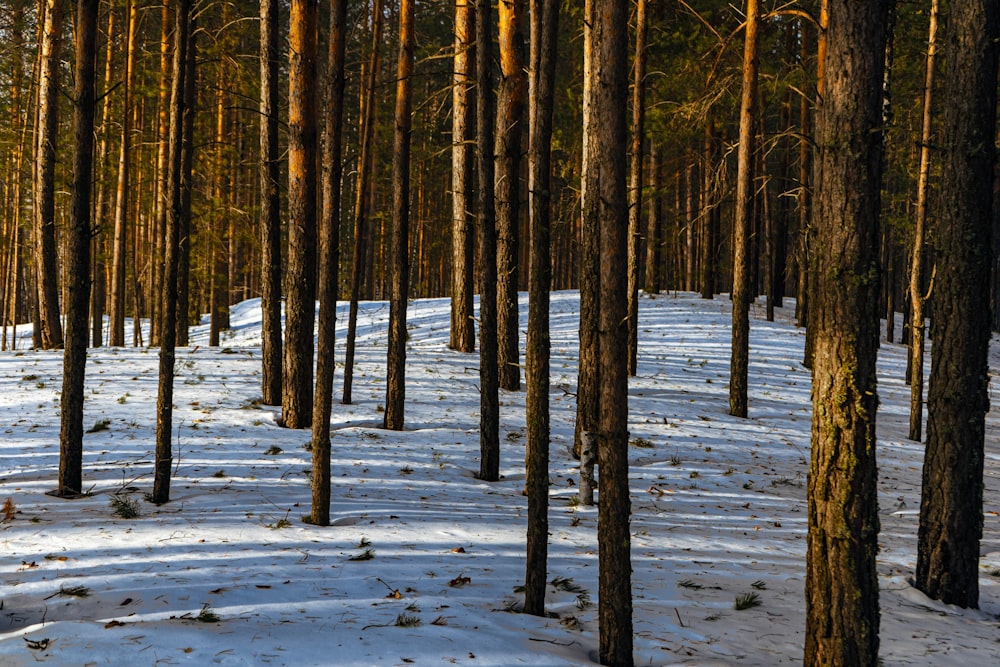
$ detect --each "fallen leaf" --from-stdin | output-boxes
[255,585,271,589]
[451,547,466,554]
[104,620,127,629]
[24,638,49,650]
[449,575,471,588]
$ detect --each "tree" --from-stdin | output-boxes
[625,0,647,377]
[384,0,416,431]
[803,0,889,664]
[33,0,64,350]
[259,0,282,406]
[477,0,500,481]
[58,0,99,497]
[153,0,193,505]
[584,0,632,660]
[729,0,760,419]
[496,0,527,390]
[310,0,347,526]
[917,0,1000,609]
[109,0,138,348]
[523,0,559,617]
[282,0,320,429]
[449,0,476,354]
[907,0,939,443]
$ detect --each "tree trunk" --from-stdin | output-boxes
[587,0,633,661]
[523,0,558,617]
[625,0,647,377]
[384,0,415,431]
[477,0,500,481]
[343,0,383,404]
[259,0,282,406]
[281,0,320,429]
[34,0,64,350]
[151,1,173,346]
[907,0,938,443]
[449,0,476,353]
[917,0,1000,610]
[310,0,347,526]
[803,1,888,664]
[110,0,138,348]
[153,0,191,505]
[644,141,662,295]
[699,123,718,300]
[496,0,526,390]
[729,0,759,419]
[58,0,98,497]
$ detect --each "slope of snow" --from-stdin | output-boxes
[0,291,998,666]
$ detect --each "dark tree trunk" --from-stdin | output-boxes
[803,1,888,664]
[343,0,383,404]
[496,0,526,390]
[917,0,1000,610]
[699,124,718,300]
[175,23,196,348]
[58,0,98,497]
[259,0,282,406]
[152,0,191,505]
[384,0,415,431]
[310,0,346,526]
[644,142,662,295]
[449,0,476,354]
[625,0,647,377]
[477,0,500,481]
[588,0,633,661]
[34,0,64,350]
[282,0,320,429]
[523,0,558,617]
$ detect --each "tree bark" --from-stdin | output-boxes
[449,0,476,353]
[803,1,888,664]
[625,0,647,377]
[384,0,415,431]
[644,142,662,295]
[58,0,99,497]
[282,0,320,429]
[310,0,347,526]
[496,0,526,390]
[917,0,1000,610]
[729,0,759,419]
[259,0,282,405]
[33,0,64,350]
[907,0,938,443]
[523,0,558,617]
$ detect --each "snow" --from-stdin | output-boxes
[1,291,999,666]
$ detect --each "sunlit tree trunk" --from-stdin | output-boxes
[729,0,759,419]
[281,0,320,429]
[625,0,647,377]
[449,0,476,353]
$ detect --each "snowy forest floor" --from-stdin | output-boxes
[1,291,999,666]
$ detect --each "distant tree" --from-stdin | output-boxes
[449,0,476,354]
[282,0,320,429]
[729,0,760,419]
[310,0,347,526]
[477,0,500,481]
[385,0,416,431]
[58,0,99,497]
[625,0,647,377]
[917,0,1000,609]
[523,0,559,617]
[33,0,64,350]
[153,0,193,505]
[803,0,889,664]
[907,0,939,443]
[584,0,633,661]
[496,0,527,390]
[643,141,662,295]
[259,0,282,406]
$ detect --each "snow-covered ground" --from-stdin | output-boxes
[1,291,998,666]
